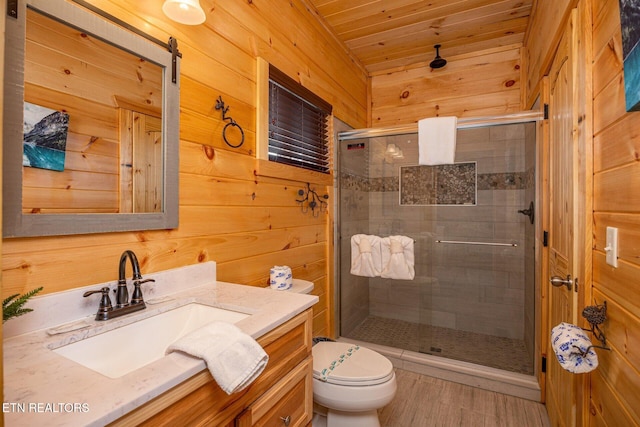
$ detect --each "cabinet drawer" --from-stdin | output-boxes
[236,358,312,427]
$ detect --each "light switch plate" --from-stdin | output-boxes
[605,226,618,267]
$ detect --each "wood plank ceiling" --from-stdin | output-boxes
[308,0,534,75]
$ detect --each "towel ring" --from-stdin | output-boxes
[215,96,245,148]
[222,121,244,148]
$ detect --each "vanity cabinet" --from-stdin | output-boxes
[109,309,313,427]
[235,359,312,426]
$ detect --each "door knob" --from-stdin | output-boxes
[550,275,573,291]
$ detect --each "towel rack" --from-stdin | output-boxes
[435,240,518,247]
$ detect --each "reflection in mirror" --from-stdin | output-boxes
[3,0,180,236]
[24,9,164,214]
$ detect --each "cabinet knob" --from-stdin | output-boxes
[280,415,291,426]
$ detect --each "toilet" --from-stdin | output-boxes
[311,341,397,427]
[273,278,397,426]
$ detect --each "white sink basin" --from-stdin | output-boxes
[53,303,249,378]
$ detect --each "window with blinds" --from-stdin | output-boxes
[268,66,332,174]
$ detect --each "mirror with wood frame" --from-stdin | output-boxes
[3,0,180,237]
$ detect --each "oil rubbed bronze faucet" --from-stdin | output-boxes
[84,250,155,321]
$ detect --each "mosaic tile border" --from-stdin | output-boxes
[340,170,530,194]
[477,171,527,190]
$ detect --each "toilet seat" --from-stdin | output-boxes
[312,342,394,386]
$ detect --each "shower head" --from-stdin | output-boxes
[429,44,447,69]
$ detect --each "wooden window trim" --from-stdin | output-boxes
[255,58,333,186]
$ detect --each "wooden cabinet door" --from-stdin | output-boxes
[235,359,312,427]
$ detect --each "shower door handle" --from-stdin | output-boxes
[550,275,573,291]
[518,201,534,224]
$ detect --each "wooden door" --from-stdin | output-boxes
[132,113,163,213]
[119,110,163,213]
[546,8,582,427]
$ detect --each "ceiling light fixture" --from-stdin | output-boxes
[430,44,447,69]
[162,0,206,25]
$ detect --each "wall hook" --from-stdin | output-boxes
[582,301,608,346]
[573,300,610,356]
[296,183,328,217]
[214,96,244,148]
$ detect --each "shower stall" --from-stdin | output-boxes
[336,113,541,393]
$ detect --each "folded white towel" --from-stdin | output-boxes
[167,322,269,394]
[551,322,598,374]
[350,234,382,277]
[381,235,415,280]
[418,116,457,165]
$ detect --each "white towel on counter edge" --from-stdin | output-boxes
[350,234,383,277]
[551,322,598,374]
[418,116,457,165]
[166,321,269,394]
[380,235,415,280]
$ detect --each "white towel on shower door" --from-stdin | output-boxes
[418,116,457,165]
[350,234,382,277]
[381,235,415,280]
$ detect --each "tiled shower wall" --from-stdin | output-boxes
[339,141,370,335]
[340,123,535,344]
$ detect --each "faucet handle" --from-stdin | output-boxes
[131,278,155,305]
[83,287,113,320]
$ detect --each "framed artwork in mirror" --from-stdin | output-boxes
[23,102,69,172]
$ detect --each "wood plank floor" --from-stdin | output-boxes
[379,369,550,427]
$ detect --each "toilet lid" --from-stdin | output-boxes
[312,342,394,386]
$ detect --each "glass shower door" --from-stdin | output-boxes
[417,123,535,375]
[338,122,536,375]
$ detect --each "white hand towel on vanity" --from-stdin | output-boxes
[381,235,415,280]
[167,322,269,394]
[350,234,383,277]
[418,116,457,165]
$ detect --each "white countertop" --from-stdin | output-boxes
[3,262,318,426]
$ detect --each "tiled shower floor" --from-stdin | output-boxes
[345,316,534,375]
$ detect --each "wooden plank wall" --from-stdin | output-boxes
[370,45,523,126]
[526,0,640,423]
[522,0,576,108]
[2,0,369,339]
[591,0,640,424]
